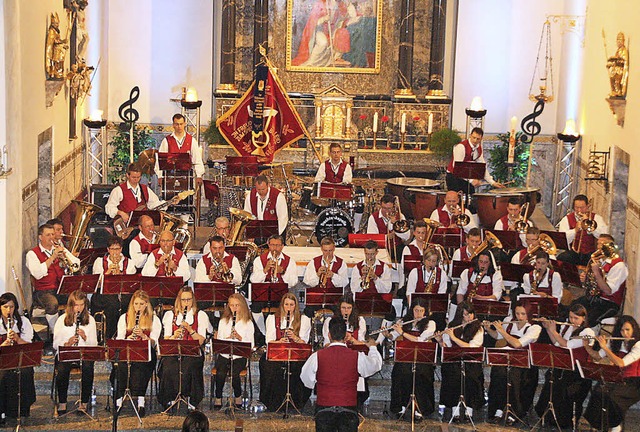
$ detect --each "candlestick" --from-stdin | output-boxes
[428,113,433,134]
[400,132,406,151]
[372,132,377,149]
[373,112,378,133]
[401,113,406,134]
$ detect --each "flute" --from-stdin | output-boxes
[532,318,580,327]
[369,317,424,336]
[425,319,480,342]
[570,335,635,341]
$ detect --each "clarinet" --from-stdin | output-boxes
[229,311,237,339]
[74,312,81,346]
[180,306,188,339]
[133,310,141,340]
[5,315,14,345]
[285,311,291,342]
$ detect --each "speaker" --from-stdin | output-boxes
[91,184,116,209]
[87,224,114,249]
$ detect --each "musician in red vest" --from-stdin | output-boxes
[366,194,411,260]
[456,250,503,303]
[46,218,66,246]
[510,227,556,265]
[451,227,482,263]
[301,317,382,432]
[557,194,609,266]
[202,216,231,255]
[445,127,504,194]
[105,163,163,224]
[314,143,353,184]
[243,174,288,237]
[520,251,563,304]
[155,114,205,188]
[141,230,191,282]
[194,235,242,285]
[399,220,428,289]
[26,223,80,334]
[406,247,448,299]
[303,237,349,318]
[128,215,157,270]
[583,315,640,432]
[429,190,477,232]
[575,234,628,327]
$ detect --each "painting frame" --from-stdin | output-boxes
[286,0,383,74]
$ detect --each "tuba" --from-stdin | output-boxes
[522,233,557,264]
[155,211,192,251]
[66,200,102,255]
[227,207,259,287]
[469,231,503,260]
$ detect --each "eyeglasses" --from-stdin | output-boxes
[181,297,193,302]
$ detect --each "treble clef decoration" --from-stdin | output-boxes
[118,86,140,125]
[519,98,545,144]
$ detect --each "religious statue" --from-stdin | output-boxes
[606,32,629,98]
[67,60,94,100]
[45,12,69,80]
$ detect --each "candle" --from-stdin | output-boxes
[185,87,198,102]
[346,107,351,131]
[470,96,483,111]
[401,113,406,133]
[510,116,518,132]
[89,110,103,122]
[373,112,378,133]
[316,107,321,130]
[428,113,434,134]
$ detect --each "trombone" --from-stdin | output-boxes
[453,191,470,227]
[573,207,598,252]
[513,202,531,234]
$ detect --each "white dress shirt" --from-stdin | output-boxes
[556,325,595,350]
[265,314,311,343]
[366,210,411,242]
[194,252,242,285]
[388,319,436,341]
[302,257,349,288]
[129,232,157,269]
[53,313,98,353]
[249,253,299,288]
[406,266,448,298]
[350,259,392,293]
[520,268,563,303]
[601,258,629,295]
[598,340,640,366]
[457,268,504,300]
[314,160,353,184]
[155,133,205,179]
[26,243,80,280]
[116,313,162,345]
[141,247,191,282]
[450,141,496,185]
[216,316,255,360]
[442,327,484,347]
[495,319,541,347]
[92,255,137,275]
[322,316,367,346]
[429,206,478,233]
[558,213,608,246]
[399,240,425,288]
[243,187,289,235]
[105,180,162,218]
[162,309,209,341]
[0,316,34,343]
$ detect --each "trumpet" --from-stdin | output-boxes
[55,241,80,274]
[318,258,330,289]
[107,261,121,275]
[211,253,233,283]
[360,259,376,291]
[158,252,175,276]
[453,191,470,227]
[269,250,280,283]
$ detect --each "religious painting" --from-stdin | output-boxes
[286,0,382,74]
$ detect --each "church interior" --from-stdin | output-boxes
[2,0,640,431]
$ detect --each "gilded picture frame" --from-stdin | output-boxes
[286,0,382,74]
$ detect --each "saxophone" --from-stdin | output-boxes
[468,271,485,301]
[531,269,541,294]
[425,266,437,294]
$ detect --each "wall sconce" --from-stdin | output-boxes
[464,96,487,138]
[585,143,610,182]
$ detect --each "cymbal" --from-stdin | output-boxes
[137,149,157,176]
[264,161,294,167]
[354,166,382,172]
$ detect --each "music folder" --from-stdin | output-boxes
[348,234,386,248]
[408,293,448,313]
[193,282,235,304]
[319,182,353,201]
[140,276,184,300]
[158,152,192,172]
[58,274,100,295]
[540,230,569,251]
[266,342,312,362]
[451,260,473,279]
[106,339,151,363]
[490,230,521,251]
[518,296,558,318]
[500,262,534,283]
[102,274,142,295]
[251,282,289,304]
[225,156,259,177]
[245,220,279,240]
[451,161,486,180]
[431,228,464,249]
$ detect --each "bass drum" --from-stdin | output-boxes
[314,208,353,247]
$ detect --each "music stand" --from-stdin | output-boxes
[251,282,288,313]
[471,299,510,321]
[541,230,569,251]
[0,341,44,432]
[57,274,100,295]
[519,296,558,319]
[245,220,279,243]
[551,260,581,287]
[485,348,531,426]
[158,339,202,414]
[576,360,626,432]
[102,274,142,297]
[403,255,422,272]
[490,230,521,251]
[431,228,465,249]
[266,342,312,418]
[354,292,393,318]
[212,339,252,417]
[304,290,343,308]
[226,156,259,178]
[408,293,448,314]
[319,182,353,202]
[395,340,437,431]
[106,339,151,424]
[441,346,484,429]
[78,248,107,273]
[140,276,184,311]
[347,234,386,248]
[500,262,534,283]
[56,345,105,420]
[452,162,485,206]
[193,282,235,312]
[226,245,250,261]
[451,260,473,279]
[529,343,574,431]
[158,152,192,172]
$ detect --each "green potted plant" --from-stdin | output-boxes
[487,132,531,186]
[429,128,462,156]
[203,119,225,146]
[107,125,157,184]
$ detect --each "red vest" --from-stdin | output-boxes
[415,266,443,293]
[30,246,64,291]
[497,215,511,230]
[466,270,494,298]
[437,208,452,227]
[165,134,193,154]
[171,311,199,341]
[275,315,288,341]
[406,244,422,257]
[616,350,640,378]
[313,256,344,291]
[102,255,130,273]
[527,269,554,296]
[600,258,626,306]
[447,139,482,173]
[355,261,384,291]
[249,187,280,220]
[372,211,390,234]
[459,246,471,262]
[151,248,184,276]
[516,249,529,264]
[117,182,149,213]
[202,253,236,282]
[567,212,597,254]
[316,345,359,406]
[259,252,291,283]
[133,235,153,255]
[324,160,348,183]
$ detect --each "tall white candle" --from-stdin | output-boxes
[428,113,434,134]
[373,112,378,133]
[510,116,518,132]
[401,113,406,133]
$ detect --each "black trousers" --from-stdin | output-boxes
[390,362,435,416]
[56,360,95,404]
[487,365,538,419]
[157,355,205,407]
[584,378,640,431]
[535,369,591,428]
[214,356,247,398]
[315,406,359,432]
[112,350,157,400]
[90,293,132,340]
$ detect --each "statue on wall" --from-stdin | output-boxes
[45,12,69,80]
[606,32,629,98]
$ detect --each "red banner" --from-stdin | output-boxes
[216,68,306,163]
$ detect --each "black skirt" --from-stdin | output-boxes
[157,355,205,408]
[389,362,434,416]
[439,361,484,410]
[258,353,311,412]
[584,377,640,431]
[535,368,591,428]
[0,367,36,417]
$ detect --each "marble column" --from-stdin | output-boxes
[253,0,269,68]
[427,0,447,97]
[395,0,415,97]
[218,0,237,91]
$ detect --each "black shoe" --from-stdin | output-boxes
[57,409,67,416]
[138,406,145,418]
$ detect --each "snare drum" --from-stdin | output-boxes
[315,208,353,247]
[473,192,524,228]
[409,188,447,220]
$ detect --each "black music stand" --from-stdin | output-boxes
[452,162,486,206]
[500,262,534,283]
[245,220,279,245]
[529,343,574,431]
[472,299,510,321]
[304,290,343,308]
[441,346,484,429]
[106,339,151,424]
[158,152,192,172]
[57,274,100,295]
[491,230,521,251]
[354,292,393,318]
[226,156,259,178]
[576,360,626,432]
[266,342,312,418]
[226,245,250,261]
[432,228,465,249]
[56,345,105,420]
[193,282,235,312]
[158,339,201,414]
[140,276,184,311]
[395,340,437,431]
[211,339,252,418]
[102,274,142,296]
[347,234,386,248]
[541,230,569,251]
[78,249,107,273]
[319,182,353,202]
[451,260,473,279]
[408,293,448,314]
[551,260,581,287]
[0,341,43,432]
[251,282,288,313]
[519,296,558,319]
[485,348,531,426]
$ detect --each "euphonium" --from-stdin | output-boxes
[453,191,471,227]
[469,231,502,260]
[522,233,557,264]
